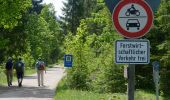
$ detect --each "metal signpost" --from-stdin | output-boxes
[104,0,160,99]
[112,1,153,99]
[116,39,150,100]
[104,0,158,99]
[64,54,73,68]
[152,61,160,100]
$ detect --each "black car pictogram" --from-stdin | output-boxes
[126,19,140,30]
[125,4,140,16]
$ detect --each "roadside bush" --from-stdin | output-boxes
[104,64,126,93]
[67,64,90,90]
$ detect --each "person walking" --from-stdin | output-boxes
[5,57,13,87]
[15,58,24,87]
[35,58,46,86]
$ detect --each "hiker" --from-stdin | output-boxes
[15,58,25,87]
[35,58,46,86]
[5,57,13,87]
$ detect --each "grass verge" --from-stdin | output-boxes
[54,77,124,100]
[54,77,169,100]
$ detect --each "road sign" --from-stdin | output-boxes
[115,39,150,64]
[112,0,153,38]
[152,61,160,71]
[105,0,160,13]
[64,54,73,67]
[152,61,160,83]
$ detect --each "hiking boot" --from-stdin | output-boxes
[19,83,21,87]
[10,82,12,86]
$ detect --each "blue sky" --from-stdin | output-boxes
[43,0,65,16]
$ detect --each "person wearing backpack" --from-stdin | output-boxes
[35,58,46,86]
[15,58,24,87]
[5,57,13,87]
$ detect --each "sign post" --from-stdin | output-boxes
[111,0,154,100]
[116,39,150,100]
[128,64,135,100]
[152,61,160,100]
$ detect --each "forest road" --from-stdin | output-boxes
[0,65,65,100]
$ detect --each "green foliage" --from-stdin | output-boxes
[24,5,62,65]
[55,77,126,100]
[60,0,97,34]
[135,0,170,96]
[149,0,170,96]
[64,2,125,93]
[65,33,91,90]
[25,13,51,59]
[23,52,35,69]
[0,0,31,29]
[0,3,62,83]
[103,64,126,93]
[55,78,167,100]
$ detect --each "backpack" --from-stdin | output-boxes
[38,63,45,70]
[16,62,23,72]
[6,61,13,70]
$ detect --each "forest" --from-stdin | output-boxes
[0,0,170,99]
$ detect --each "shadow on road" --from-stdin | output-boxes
[24,76,37,79]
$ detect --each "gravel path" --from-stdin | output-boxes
[0,65,65,100]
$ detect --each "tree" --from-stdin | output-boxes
[64,2,125,92]
[154,0,170,95]
[135,0,170,95]
[60,0,97,35]
[25,4,62,64]
[60,0,84,34]
[40,4,63,63]
[0,0,31,29]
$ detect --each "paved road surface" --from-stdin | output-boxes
[0,65,65,100]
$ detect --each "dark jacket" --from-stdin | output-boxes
[6,60,13,70]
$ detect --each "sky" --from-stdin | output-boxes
[43,0,65,17]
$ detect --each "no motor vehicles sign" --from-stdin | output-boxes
[112,0,153,38]
[115,39,150,64]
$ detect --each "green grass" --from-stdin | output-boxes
[0,69,7,85]
[55,89,126,100]
[24,68,36,75]
[54,78,169,100]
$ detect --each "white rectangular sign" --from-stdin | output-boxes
[115,39,150,64]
